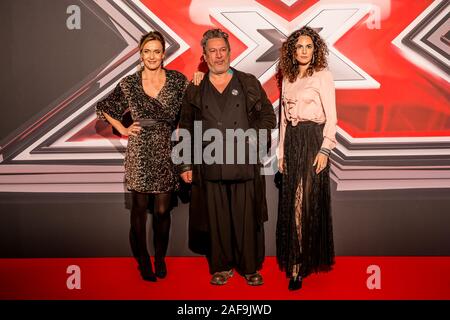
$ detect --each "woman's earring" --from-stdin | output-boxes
[311,54,315,65]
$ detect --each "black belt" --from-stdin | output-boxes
[137,119,174,127]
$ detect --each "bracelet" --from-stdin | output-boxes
[319,148,331,157]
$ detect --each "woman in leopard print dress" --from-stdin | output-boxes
[96,31,188,282]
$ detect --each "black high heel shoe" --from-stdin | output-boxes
[154,258,167,279]
[288,275,302,291]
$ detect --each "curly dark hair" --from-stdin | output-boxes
[278,26,329,83]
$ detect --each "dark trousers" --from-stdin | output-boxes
[204,180,265,275]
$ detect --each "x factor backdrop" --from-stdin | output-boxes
[0,0,449,262]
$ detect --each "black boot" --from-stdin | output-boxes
[153,212,171,279]
[130,192,156,282]
[138,257,157,282]
[154,258,167,279]
[288,275,302,291]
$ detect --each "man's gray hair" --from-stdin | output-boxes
[200,28,230,53]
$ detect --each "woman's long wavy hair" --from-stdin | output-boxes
[278,26,329,83]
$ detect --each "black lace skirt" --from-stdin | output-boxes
[276,121,335,278]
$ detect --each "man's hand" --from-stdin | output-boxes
[180,170,193,183]
[278,158,284,174]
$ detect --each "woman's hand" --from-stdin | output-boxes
[124,122,142,137]
[192,71,205,86]
[313,153,328,174]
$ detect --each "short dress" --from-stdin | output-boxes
[96,69,188,193]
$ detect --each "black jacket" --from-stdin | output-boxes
[177,68,276,255]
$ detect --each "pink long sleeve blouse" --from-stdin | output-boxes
[277,69,337,161]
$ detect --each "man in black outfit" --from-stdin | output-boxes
[177,29,276,286]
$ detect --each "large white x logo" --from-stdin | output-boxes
[211,3,380,88]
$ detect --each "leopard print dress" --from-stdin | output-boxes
[96,69,188,193]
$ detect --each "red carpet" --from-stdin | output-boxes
[0,257,449,300]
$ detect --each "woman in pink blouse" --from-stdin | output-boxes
[276,26,336,290]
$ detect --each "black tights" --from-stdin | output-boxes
[130,191,172,263]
